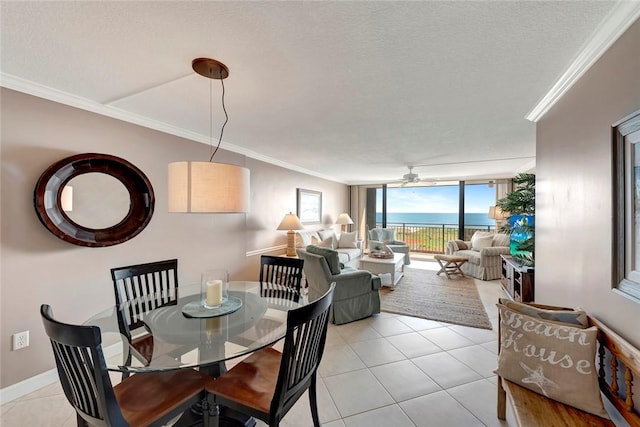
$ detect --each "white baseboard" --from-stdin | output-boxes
[0,343,122,405]
[245,244,287,257]
[0,369,58,405]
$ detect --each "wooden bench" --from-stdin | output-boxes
[498,312,640,426]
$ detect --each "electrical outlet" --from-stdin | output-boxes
[12,331,29,350]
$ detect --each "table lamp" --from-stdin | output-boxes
[335,213,354,232]
[277,212,304,257]
[488,206,509,228]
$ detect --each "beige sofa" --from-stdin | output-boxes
[446,231,510,280]
[295,229,363,268]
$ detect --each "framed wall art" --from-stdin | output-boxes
[297,188,322,224]
[612,109,640,301]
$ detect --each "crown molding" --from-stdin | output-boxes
[526,2,640,122]
[0,73,346,184]
[515,159,537,174]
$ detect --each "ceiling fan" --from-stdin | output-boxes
[401,166,422,186]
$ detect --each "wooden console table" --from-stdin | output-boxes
[500,254,534,302]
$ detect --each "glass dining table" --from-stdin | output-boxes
[83,281,304,426]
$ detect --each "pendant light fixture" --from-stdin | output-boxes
[168,58,250,213]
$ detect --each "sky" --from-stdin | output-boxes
[376,184,495,213]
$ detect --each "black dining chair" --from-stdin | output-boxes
[205,283,335,427]
[259,255,304,302]
[110,259,178,377]
[40,304,209,427]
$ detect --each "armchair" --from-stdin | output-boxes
[446,231,510,280]
[296,246,381,325]
[368,228,411,265]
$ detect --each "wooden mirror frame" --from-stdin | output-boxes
[34,153,155,247]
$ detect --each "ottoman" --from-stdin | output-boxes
[434,254,468,279]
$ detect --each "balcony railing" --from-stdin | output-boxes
[375,222,496,254]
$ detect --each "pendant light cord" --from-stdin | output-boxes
[209,69,229,162]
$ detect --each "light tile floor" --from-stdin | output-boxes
[1,260,516,426]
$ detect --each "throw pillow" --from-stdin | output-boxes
[338,231,358,249]
[456,241,469,250]
[496,303,609,419]
[498,298,588,328]
[471,232,493,250]
[317,237,333,248]
[318,229,337,249]
[306,245,341,275]
[296,231,320,248]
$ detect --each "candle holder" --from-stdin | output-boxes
[201,269,228,309]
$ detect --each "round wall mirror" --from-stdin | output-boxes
[65,173,131,229]
[34,153,155,247]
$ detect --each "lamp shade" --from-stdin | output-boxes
[488,205,509,220]
[168,161,250,213]
[335,213,354,225]
[277,213,304,231]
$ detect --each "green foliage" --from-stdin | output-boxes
[496,173,535,215]
[496,173,535,267]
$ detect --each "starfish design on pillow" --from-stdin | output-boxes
[520,362,559,396]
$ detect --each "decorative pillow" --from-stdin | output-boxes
[296,231,320,248]
[317,237,333,248]
[496,303,609,419]
[471,232,493,250]
[455,241,469,250]
[498,298,588,328]
[318,229,337,249]
[306,245,341,275]
[338,231,358,249]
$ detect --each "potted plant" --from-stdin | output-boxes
[496,173,535,267]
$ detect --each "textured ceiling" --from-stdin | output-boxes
[0,1,628,184]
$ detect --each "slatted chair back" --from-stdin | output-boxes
[40,304,128,427]
[270,282,334,424]
[110,259,178,339]
[206,283,334,427]
[42,304,209,427]
[259,255,304,302]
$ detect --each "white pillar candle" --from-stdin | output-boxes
[206,279,223,307]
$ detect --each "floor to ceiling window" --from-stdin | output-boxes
[369,181,496,253]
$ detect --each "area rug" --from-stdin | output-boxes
[379,267,493,330]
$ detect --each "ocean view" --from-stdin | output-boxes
[376,212,494,227]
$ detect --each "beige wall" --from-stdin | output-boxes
[536,19,640,344]
[0,88,348,388]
